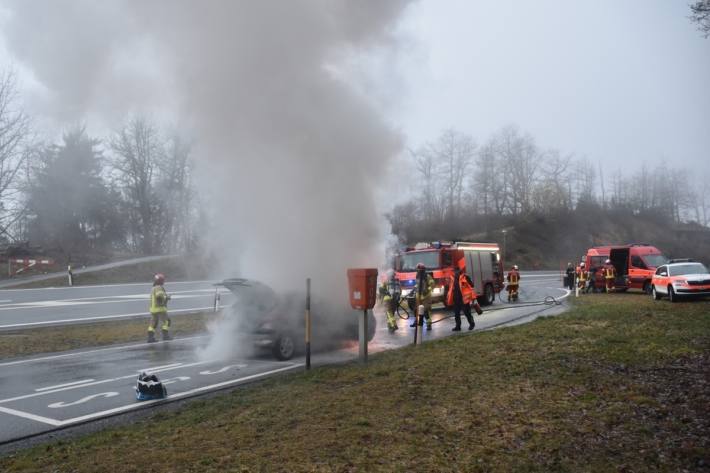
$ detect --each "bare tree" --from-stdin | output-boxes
[0,70,31,242]
[690,1,710,37]
[110,117,165,255]
[156,133,194,252]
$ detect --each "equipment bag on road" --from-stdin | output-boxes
[135,372,167,401]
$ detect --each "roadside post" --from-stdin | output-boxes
[213,286,221,312]
[347,268,378,364]
[306,278,311,370]
[67,265,74,286]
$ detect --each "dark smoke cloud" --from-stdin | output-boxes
[1,0,412,296]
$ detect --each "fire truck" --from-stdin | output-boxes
[583,243,667,294]
[394,241,504,306]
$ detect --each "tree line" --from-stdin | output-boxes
[0,70,199,259]
[390,126,709,241]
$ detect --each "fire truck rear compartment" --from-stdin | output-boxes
[609,248,629,287]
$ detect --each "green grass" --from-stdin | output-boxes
[2,295,708,472]
[0,311,217,360]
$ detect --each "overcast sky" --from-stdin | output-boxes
[1,1,708,173]
[393,0,709,171]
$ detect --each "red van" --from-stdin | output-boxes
[584,244,667,294]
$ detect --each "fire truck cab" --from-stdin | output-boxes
[394,241,504,306]
[584,244,667,294]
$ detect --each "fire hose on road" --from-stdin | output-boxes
[395,295,563,324]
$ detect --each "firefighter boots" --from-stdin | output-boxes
[147,332,157,343]
[161,330,172,341]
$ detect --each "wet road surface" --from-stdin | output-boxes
[0,271,568,445]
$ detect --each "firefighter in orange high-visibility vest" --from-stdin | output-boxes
[446,266,483,331]
[602,259,616,293]
[506,265,520,302]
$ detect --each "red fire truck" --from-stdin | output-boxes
[583,243,667,294]
[394,241,504,306]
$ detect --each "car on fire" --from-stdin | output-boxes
[220,278,376,360]
[651,260,710,302]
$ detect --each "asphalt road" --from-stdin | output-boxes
[0,271,569,446]
[0,281,233,330]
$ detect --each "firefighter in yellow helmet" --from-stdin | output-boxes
[148,273,171,343]
[378,269,401,332]
[576,262,588,292]
[410,263,434,330]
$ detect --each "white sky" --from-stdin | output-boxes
[1,1,708,172]
[392,0,710,170]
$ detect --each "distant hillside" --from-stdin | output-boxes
[394,205,710,270]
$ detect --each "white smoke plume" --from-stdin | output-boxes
[1,1,412,356]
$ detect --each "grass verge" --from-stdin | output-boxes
[0,311,216,360]
[2,295,709,472]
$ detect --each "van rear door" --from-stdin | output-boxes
[609,248,630,288]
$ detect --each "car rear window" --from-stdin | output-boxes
[669,263,709,276]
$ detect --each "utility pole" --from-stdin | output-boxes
[502,229,507,265]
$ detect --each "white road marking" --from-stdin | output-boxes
[0,289,228,311]
[53,364,304,426]
[36,379,95,392]
[0,360,216,404]
[48,392,119,408]
[0,364,301,427]
[199,364,247,375]
[0,280,220,293]
[0,306,218,330]
[139,363,183,373]
[0,335,209,368]
[161,376,191,385]
[0,406,62,426]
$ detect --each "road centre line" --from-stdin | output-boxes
[0,335,209,367]
[0,360,216,404]
[0,305,218,330]
[36,379,95,392]
[0,289,227,312]
[0,280,220,293]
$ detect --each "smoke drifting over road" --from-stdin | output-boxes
[1,1,410,359]
[1,1,409,291]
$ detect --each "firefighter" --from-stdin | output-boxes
[446,266,482,331]
[409,263,434,330]
[565,262,575,290]
[148,273,171,343]
[378,269,401,332]
[506,265,520,302]
[602,259,616,293]
[576,262,588,292]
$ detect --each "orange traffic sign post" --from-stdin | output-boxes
[347,268,378,364]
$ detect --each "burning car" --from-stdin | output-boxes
[220,278,376,360]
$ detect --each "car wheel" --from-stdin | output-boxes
[668,286,678,303]
[652,285,662,300]
[643,281,652,295]
[272,335,295,361]
[481,284,494,306]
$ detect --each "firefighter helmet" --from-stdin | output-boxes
[580,262,586,268]
[416,263,425,270]
[154,273,165,285]
[512,265,519,270]
[605,259,611,264]
[386,269,395,278]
